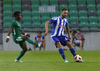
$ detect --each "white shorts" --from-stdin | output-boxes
[74,40,81,44]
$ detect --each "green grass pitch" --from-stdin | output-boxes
[0,50,100,71]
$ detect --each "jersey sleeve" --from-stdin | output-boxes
[10,21,16,28]
[10,21,14,28]
[49,17,57,24]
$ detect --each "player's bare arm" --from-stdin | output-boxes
[37,39,42,42]
[65,26,71,39]
[21,29,25,35]
[75,36,82,40]
[6,28,13,43]
[21,29,30,37]
[44,21,51,36]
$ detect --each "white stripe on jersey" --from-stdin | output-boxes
[62,19,67,35]
[58,19,63,36]
[62,28,64,35]
[52,18,60,37]
[64,19,67,26]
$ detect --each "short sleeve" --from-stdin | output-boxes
[10,21,14,28]
[75,34,78,37]
[49,17,57,24]
[10,21,16,28]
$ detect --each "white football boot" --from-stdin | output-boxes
[15,59,23,62]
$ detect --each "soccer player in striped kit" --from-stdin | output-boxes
[44,8,83,63]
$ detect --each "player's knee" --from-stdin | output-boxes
[24,49,27,52]
[22,36,28,41]
[23,48,27,52]
[66,41,72,48]
[56,42,62,48]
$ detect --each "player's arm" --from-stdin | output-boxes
[44,21,51,36]
[42,36,45,43]
[75,35,84,40]
[75,36,81,40]
[6,28,13,43]
[43,39,45,43]
[65,26,71,39]
[44,17,57,36]
[21,29,30,37]
[21,29,25,35]
[34,36,37,42]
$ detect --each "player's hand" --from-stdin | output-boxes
[37,39,42,42]
[6,38,10,43]
[26,34,30,37]
[44,32,48,36]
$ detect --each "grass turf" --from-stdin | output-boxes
[0,50,100,71]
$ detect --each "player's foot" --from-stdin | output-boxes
[38,42,43,48]
[64,59,68,63]
[15,59,23,62]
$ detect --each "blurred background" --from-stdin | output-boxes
[0,0,100,51]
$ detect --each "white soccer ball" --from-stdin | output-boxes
[74,55,82,62]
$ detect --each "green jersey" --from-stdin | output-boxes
[11,19,22,42]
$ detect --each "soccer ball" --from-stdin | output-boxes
[74,55,82,62]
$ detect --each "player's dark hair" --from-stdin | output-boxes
[13,11,21,17]
[77,29,81,32]
[38,31,42,33]
[62,8,68,11]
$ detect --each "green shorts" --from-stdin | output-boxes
[14,36,26,48]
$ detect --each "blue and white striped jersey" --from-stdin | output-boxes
[49,16,68,37]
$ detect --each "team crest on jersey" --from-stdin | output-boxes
[58,25,64,27]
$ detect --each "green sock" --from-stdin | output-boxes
[16,50,26,60]
[27,38,38,47]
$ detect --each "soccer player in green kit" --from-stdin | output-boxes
[6,11,42,62]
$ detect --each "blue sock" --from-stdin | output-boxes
[70,47,76,56]
[59,48,66,59]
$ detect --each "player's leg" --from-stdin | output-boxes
[22,36,41,47]
[15,42,27,62]
[56,42,66,59]
[63,36,83,62]
[79,41,83,50]
[52,36,67,62]
[59,36,76,57]
[56,42,68,62]
[66,41,83,62]
[66,41,76,57]
[33,45,36,51]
